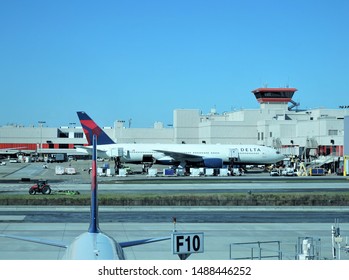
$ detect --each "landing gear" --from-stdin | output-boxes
[142,162,153,174]
[114,156,122,175]
[228,158,243,176]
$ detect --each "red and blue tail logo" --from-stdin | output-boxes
[77,112,115,146]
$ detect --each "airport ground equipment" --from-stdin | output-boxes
[309,168,326,176]
[270,168,281,176]
[331,219,349,259]
[297,162,308,176]
[344,155,349,176]
[28,180,51,195]
[296,237,321,260]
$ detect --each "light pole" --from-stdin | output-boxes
[38,121,46,153]
[331,139,335,173]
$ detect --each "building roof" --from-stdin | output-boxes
[251,88,298,104]
[252,88,297,93]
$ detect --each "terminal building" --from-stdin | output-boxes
[0,87,348,164]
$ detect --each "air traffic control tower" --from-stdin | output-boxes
[252,87,298,110]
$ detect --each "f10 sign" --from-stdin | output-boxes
[172,232,204,254]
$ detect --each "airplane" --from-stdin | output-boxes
[76,111,285,169]
[0,135,171,259]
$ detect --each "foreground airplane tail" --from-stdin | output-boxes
[88,134,100,233]
[77,111,115,145]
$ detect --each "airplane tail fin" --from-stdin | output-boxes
[88,134,100,233]
[77,111,115,146]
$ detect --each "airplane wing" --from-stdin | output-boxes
[76,146,105,152]
[75,146,108,157]
[119,236,171,248]
[0,232,170,249]
[0,147,27,151]
[0,147,29,155]
[0,233,68,248]
[154,149,203,161]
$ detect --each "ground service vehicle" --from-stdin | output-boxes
[29,180,51,195]
[270,168,280,176]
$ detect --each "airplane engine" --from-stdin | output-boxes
[203,158,223,168]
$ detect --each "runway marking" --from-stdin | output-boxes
[0,215,26,221]
[2,165,29,178]
[3,164,45,179]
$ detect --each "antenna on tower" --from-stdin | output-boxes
[286,77,290,88]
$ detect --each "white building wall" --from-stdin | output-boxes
[199,109,261,144]
[197,120,253,144]
[173,109,200,144]
[295,116,344,147]
[113,120,174,144]
[266,121,298,147]
[114,127,173,143]
[0,126,57,144]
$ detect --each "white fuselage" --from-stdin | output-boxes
[62,232,125,260]
[78,143,284,165]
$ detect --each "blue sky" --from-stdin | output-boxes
[0,0,348,128]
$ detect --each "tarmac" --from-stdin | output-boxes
[1,204,349,260]
[1,160,349,260]
[1,219,349,260]
[1,159,347,184]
